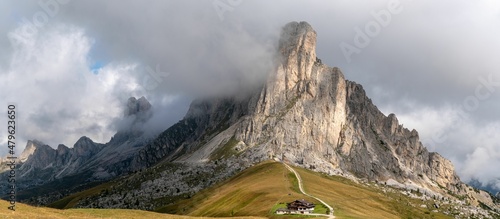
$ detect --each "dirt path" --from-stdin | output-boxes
[283,163,335,219]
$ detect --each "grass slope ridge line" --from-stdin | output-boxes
[283,162,335,218]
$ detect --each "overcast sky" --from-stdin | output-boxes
[0,0,499,191]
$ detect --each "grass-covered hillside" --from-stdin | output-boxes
[157,161,307,217]
[43,160,467,218]
[158,161,454,219]
[0,199,264,219]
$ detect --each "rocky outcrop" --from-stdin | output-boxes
[18,141,57,172]
[428,152,461,190]
[121,96,153,134]
[125,96,152,116]
[55,144,71,166]
[73,136,101,158]
[19,140,38,162]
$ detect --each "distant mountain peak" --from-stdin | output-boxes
[73,136,101,157]
[125,96,152,117]
[56,144,69,151]
[19,140,45,162]
[74,136,94,146]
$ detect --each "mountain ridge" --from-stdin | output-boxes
[0,97,155,203]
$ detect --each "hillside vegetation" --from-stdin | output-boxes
[44,160,458,218]
[294,167,452,219]
[0,199,263,219]
[158,161,453,219]
[157,161,306,218]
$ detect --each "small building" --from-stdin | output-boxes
[276,199,315,215]
[275,208,289,215]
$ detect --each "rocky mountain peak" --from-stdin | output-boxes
[279,21,316,64]
[56,144,68,150]
[384,113,399,134]
[73,136,100,157]
[19,141,56,170]
[125,96,152,117]
[56,144,70,155]
[74,136,93,145]
[277,21,317,87]
[119,96,153,134]
[255,21,319,116]
[19,140,43,162]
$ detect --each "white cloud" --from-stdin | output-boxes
[0,23,142,154]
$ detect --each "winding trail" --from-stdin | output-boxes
[283,163,335,219]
